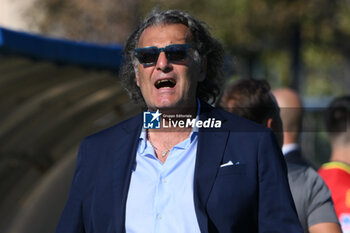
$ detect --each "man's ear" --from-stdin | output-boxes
[134,67,140,87]
[198,56,207,82]
[267,118,273,129]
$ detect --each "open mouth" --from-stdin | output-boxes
[155,79,176,89]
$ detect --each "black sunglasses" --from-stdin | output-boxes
[134,44,194,65]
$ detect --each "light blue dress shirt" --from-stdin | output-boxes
[125,107,201,233]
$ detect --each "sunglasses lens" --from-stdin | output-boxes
[135,44,191,65]
[166,45,188,62]
[135,47,159,64]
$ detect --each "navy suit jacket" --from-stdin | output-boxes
[56,102,302,233]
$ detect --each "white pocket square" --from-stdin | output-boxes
[220,160,234,168]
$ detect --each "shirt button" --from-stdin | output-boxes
[157,214,162,220]
[162,178,167,183]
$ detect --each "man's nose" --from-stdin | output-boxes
[156,52,172,72]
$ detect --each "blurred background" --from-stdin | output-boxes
[1,0,350,232]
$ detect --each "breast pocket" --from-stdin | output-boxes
[217,164,246,176]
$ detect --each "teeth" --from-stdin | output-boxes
[157,79,175,85]
[155,79,176,89]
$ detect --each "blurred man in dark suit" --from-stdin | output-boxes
[218,81,341,233]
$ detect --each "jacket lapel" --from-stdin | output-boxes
[112,114,143,233]
[194,103,230,233]
[110,105,230,233]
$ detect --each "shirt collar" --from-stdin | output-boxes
[282,143,299,156]
[138,130,148,155]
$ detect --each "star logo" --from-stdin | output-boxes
[143,110,161,129]
[150,110,161,122]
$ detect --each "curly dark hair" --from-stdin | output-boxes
[119,9,224,106]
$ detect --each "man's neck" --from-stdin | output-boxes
[146,100,200,163]
[147,129,192,164]
[330,145,350,165]
[150,104,197,118]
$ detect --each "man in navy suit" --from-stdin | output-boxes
[56,9,302,233]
